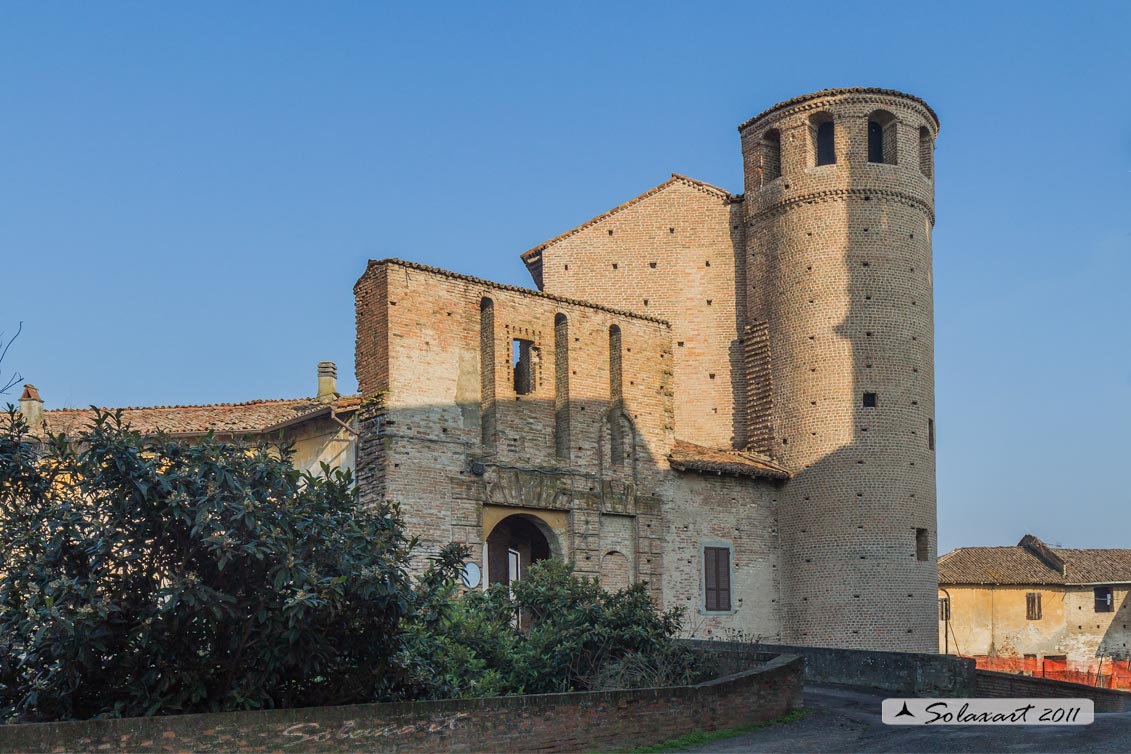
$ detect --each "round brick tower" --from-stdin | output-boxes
[740,89,939,652]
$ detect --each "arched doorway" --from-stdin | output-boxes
[485,514,555,587]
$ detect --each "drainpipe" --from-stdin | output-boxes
[939,586,953,656]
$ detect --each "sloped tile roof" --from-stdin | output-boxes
[668,439,790,481]
[939,536,1131,586]
[39,395,359,438]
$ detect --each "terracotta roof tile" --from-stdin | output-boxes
[939,535,1131,586]
[39,396,359,438]
[668,439,790,481]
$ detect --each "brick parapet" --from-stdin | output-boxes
[0,655,804,753]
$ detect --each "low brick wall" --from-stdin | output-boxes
[976,670,1131,713]
[686,640,976,697]
[0,654,802,754]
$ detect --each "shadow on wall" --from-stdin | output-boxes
[354,392,672,598]
[750,104,939,652]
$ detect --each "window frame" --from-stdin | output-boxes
[1026,592,1042,620]
[1095,586,1114,613]
[701,541,735,614]
[938,596,950,622]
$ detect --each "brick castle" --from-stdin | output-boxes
[20,87,939,652]
[352,88,941,652]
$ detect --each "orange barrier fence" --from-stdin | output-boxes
[966,655,1131,691]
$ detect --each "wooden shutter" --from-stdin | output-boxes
[704,547,731,612]
[1026,592,1041,620]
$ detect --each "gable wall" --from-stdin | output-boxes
[533,181,747,450]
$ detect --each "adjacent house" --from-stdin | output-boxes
[17,362,358,477]
[938,534,1131,688]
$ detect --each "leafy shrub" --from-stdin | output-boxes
[0,408,707,721]
[407,559,707,698]
[0,408,465,722]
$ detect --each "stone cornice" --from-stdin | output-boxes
[739,88,940,134]
[749,187,935,226]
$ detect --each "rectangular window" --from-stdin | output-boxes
[1026,592,1042,620]
[512,339,535,395]
[862,392,877,408]
[938,597,950,622]
[1095,586,1114,613]
[928,418,935,451]
[915,528,929,561]
[703,547,732,612]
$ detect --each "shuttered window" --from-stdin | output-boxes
[704,547,732,612]
[1026,592,1042,620]
[1095,586,1114,613]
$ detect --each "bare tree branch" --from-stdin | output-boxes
[0,321,23,395]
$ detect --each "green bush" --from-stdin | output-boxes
[0,408,465,722]
[0,408,705,721]
[407,559,707,698]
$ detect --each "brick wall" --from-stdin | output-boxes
[741,89,940,652]
[976,670,1131,713]
[351,260,783,622]
[687,640,975,697]
[528,176,748,450]
[0,655,804,754]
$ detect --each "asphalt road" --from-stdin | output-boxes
[687,685,1131,753]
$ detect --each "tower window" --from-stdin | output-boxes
[1026,592,1042,620]
[762,128,782,183]
[862,392,877,408]
[867,110,898,165]
[1095,586,1114,613]
[812,114,836,166]
[915,528,929,561]
[512,339,536,395]
[928,418,935,451]
[919,126,933,178]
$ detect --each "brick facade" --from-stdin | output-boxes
[353,88,940,651]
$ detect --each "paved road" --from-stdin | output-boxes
[687,685,1131,753]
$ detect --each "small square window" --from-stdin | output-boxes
[862,392,877,408]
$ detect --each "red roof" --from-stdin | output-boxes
[39,395,359,437]
[939,535,1131,586]
[668,439,790,481]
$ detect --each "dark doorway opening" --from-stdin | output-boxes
[486,515,553,586]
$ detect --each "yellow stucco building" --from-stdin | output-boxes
[939,534,1131,688]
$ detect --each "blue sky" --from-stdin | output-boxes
[1,2,1128,552]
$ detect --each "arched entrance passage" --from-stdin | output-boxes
[485,514,556,587]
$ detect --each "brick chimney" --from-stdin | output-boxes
[317,362,339,402]
[18,384,43,429]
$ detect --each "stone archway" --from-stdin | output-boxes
[485,514,557,587]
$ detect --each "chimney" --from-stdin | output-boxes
[317,361,338,402]
[18,384,44,429]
